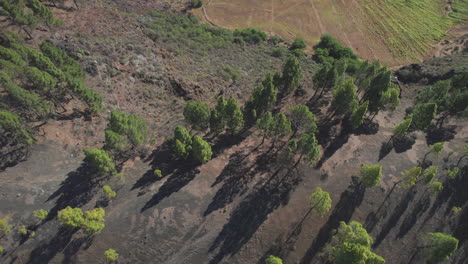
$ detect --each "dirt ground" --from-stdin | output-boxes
[0,0,467,264]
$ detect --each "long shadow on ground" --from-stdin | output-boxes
[26,227,77,264]
[140,132,251,212]
[315,119,351,169]
[46,163,102,218]
[372,188,416,248]
[204,148,277,216]
[208,170,301,264]
[24,163,103,263]
[299,176,365,264]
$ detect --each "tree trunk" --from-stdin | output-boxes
[23,27,33,40]
[457,155,466,167]
[281,205,314,249]
[436,112,450,128]
[375,180,402,215]
[309,87,321,102]
[277,153,303,185]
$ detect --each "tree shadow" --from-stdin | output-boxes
[204,149,278,216]
[132,142,174,194]
[210,130,251,158]
[378,141,393,161]
[299,176,365,264]
[315,119,351,168]
[140,164,199,212]
[46,163,102,219]
[420,165,468,232]
[61,236,94,264]
[425,125,457,145]
[396,192,431,239]
[207,171,301,264]
[393,134,416,153]
[139,131,252,212]
[0,131,29,172]
[26,227,77,264]
[372,189,416,248]
[352,118,379,136]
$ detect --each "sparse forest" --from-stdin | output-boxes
[0,0,466,263]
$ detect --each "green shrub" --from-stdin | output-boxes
[233,28,267,45]
[268,35,283,45]
[290,48,305,58]
[291,38,306,50]
[144,11,233,57]
[271,47,285,58]
[218,65,240,81]
[192,0,203,8]
[154,169,162,178]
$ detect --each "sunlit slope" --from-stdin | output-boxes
[194,0,454,65]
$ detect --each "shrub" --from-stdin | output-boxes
[104,248,119,262]
[290,48,305,58]
[102,185,116,200]
[291,38,306,50]
[268,35,283,45]
[192,0,203,8]
[218,65,240,82]
[154,169,162,178]
[233,28,267,45]
[271,48,285,58]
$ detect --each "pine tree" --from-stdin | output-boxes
[183,101,211,131]
[360,164,382,188]
[225,96,244,134]
[271,112,292,146]
[350,101,368,129]
[81,208,106,235]
[422,232,458,262]
[191,136,212,164]
[281,55,302,95]
[412,103,437,131]
[106,111,148,151]
[83,148,116,176]
[57,206,84,229]
[328,78,358,120]
[325,221,384,264]
[171,125,192,160]
[288,105,317,136]
[256,111,274,144]
[393,115,413,138]
[209,97,227,134]
[0,110,33,145]
[298,132,321,166]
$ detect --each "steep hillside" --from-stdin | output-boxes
[0,0,467,264]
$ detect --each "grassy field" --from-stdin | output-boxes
[194,0,457,65]
[449,0,468,21]
[362,0,452,60]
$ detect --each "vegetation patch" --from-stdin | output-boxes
[362,0,452,60]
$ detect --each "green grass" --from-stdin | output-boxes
[363,0,452,60]
[449,0,468,21]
